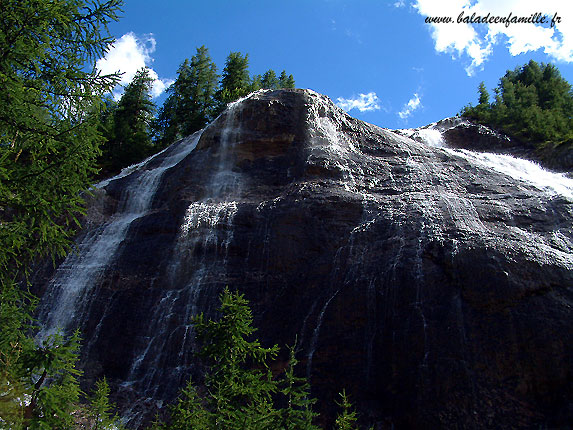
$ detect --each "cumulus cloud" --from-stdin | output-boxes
[398,93,422,119]
[96,32,173,99]
[336,92,381,112]
[412,0,573,75]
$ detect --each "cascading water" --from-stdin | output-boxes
[31,89,573,429]
[37,132,202,339]
[120,99,246,427]
[400,122,573,200]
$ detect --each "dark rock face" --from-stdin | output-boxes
[36,89,573,429]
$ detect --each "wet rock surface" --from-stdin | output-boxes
[425,117,573,174]
[36,89,572,428]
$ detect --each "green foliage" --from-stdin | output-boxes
[150,379,210,430]
[154,288,320,430]
[24,331,82,430]
[0,0,122,282]
[279,71,296,89]
[253,69,296,90]
[0,0,122,427]
[152,93,179,150]
[86,378,125,430]
[334,391,358,430]
[99,67,155,173]
[193,287,280,429]
[152,47,296,151]
[261,70,279,90]
[477,81,490,105]
[215,52,252,112]
[276,344,320,430]
[153,46,218,148]
[460,60,573,147]
[0,330,82,430]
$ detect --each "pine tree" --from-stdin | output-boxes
[460,60,573,147]
[153,92,179,150]
[194,288,279,429]
[96,96,119,176]
[334,391,358,430]
[150,378,211,430]
[261,70,279,89]
[181,46,219,135]
[251,74,263,91]
[215,52,251,113]
[278,71,296,89]
[277,344,320,430]
[155,288,320,430]
[0,0,122,427]
[153,47,218,148]
[101,67,155,172]
[86,378,125,430]
[478,81,490,105]
[22,331,83,430]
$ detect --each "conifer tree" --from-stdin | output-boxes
[460,60,573,147]
[193,288,279,429]
[478,82,490,105]
[278,70,296,89]
[86,378,125,430]
[22,331,83,429]
[153,93,179,149]
[277,344,320,430]
[261,70,279,89]
[180,46,219,135]
[153,46,218,148]
[101,67,155,172]
[215,52,251,113]
[0,0,122,427]
[251,74,263,91]
[154,288,320,430]
[334,391,358,430]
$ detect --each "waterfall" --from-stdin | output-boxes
[402,123,573,200]
[121,99,245,424]
[37,132,202,339]
[448,149,573,199]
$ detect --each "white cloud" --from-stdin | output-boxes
[398,93,422,119]
[96,32,173,99]
[336,92,381,112]
[394,0,406,8]
[412,0,573,74]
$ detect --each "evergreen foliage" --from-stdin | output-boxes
[276,344,320,430]
[334,391,358,430]
[1,330,82,429]
[260,70,279,90]
[279,71,296,89]
[252,69,296,90]
[460,60,573,147]
[99,67,155,174]
[0,0,121,284]
[86,378,125,430]
[215,52,252,113]
[152,47,295,150]
[153,288,320,430]
[153,46,218,148]
[0,0,122,427]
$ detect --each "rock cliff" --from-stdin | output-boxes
[36,89,573,428]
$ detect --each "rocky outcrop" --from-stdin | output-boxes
[35,89,573,429]
[410,117,573,175]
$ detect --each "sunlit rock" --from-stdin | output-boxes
[35,89,573,429]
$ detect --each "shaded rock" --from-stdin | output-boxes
[35,89,573,429]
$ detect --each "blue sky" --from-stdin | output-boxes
[97,0,573,130]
